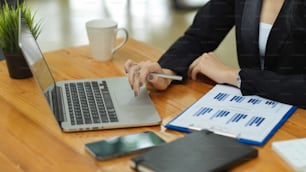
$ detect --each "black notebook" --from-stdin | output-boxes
[130,130,258,172]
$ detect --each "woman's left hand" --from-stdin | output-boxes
[188,52,240,87]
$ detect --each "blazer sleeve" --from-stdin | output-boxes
[157,0,235,80]
[240,69,306,108]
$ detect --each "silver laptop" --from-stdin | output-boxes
[18,14,161,132]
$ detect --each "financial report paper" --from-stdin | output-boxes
[166,84,297,146]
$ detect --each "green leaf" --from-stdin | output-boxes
[0,2,42,53]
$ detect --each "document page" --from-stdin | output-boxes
[166,84,297,145]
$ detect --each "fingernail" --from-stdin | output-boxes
[134,91,138,97]
[147,74,153,81]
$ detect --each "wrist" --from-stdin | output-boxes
[225,69,240,87]
[236,71,241,88]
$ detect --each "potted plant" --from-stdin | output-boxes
[0,2,42,79]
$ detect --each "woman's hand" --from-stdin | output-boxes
[124,59,174,96]
[188,52,240,87]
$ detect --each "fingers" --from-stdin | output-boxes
[125,60,142,96]
[188,60,197,80]
[188,52,239,85]
[124,59,136,73]
[188,52,214,80]
[124,59,157,96]
[188,53,207,80]
[124,59,172,96]
[189,65,201,80]
[133,70,142,96]
[124,60,137,86]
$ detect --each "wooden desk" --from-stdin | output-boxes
[0,38,306,172]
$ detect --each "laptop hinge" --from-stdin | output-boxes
[51,85,65,123]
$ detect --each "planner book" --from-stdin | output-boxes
[165,84,297,146]
[130,130,258,172]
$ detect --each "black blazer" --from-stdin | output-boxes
[158,0,306,108]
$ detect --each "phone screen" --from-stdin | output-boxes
[85,131,165,160]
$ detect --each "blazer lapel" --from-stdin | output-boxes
[264,0,290,68]
[239,0,262,68]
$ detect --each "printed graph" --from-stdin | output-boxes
[214,93,229,101]
[265,100,278,108]
[210,110,230,120]
[247,98,262,105]
[193,107,213,116]
[245,116,265,127]
[230,95,245,103]
[226,113,247,124]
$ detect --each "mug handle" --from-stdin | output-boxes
[112,28,129,53]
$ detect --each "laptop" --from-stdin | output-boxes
[18,14,161,132]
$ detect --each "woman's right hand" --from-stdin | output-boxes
[124,59,174,96]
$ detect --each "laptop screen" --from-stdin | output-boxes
[18,13,56,93]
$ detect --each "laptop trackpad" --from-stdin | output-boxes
[114,87,152,107]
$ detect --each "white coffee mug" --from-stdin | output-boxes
[86,19,128,61]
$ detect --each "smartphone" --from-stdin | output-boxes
[84,131,166,160]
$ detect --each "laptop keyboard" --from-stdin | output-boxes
[64,81,118,125]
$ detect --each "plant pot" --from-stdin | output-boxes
[4,52,32,79]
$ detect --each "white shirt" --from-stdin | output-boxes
[259,22,273,70]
